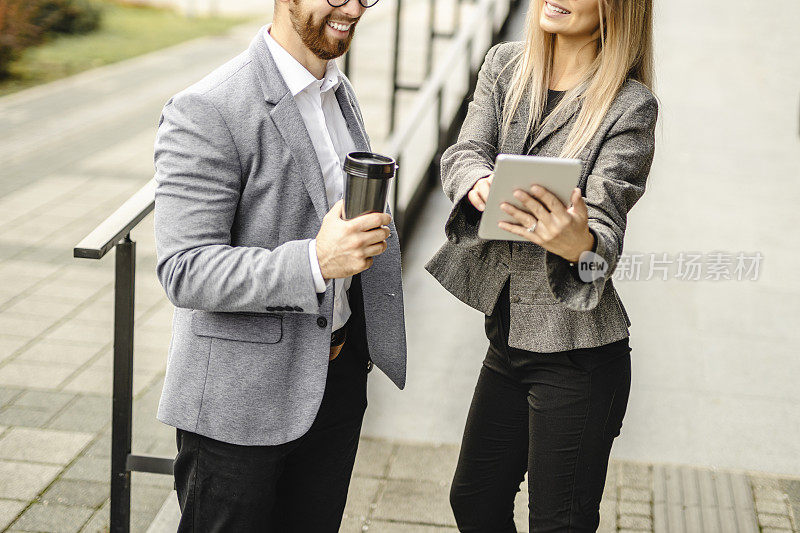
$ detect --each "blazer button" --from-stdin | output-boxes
[317,316,328,328]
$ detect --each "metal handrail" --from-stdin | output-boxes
[72,1,518,530]
[73,179,155,260]
[385,0,495,158]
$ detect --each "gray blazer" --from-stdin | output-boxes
[425,41,658,353]
[153,25,407,446]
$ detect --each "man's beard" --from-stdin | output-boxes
[289,2,357,61]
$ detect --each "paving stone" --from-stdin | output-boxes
[12,390,75,411]
[620,462,652,489]
[0,427,92,465]
[15,340,102,367]
[43,321,112,345]
[758,513,793,529]
[514,478,529,532]
[0,314,54,339]
[756,499,791,515]
[13,502,94,533]
[344,476,382,520]
[0,460,61,500]
[353,438,394,477]
[621,487,651,502]
[62,456,109,484]
[3,296,79,320]
[83,433,111,459]
[78,500,108,533]
[132,471,174,490]
[760,529,793,533]
[755,486,790,502]
[619,500,651,517]
[0,406,55,428]
[778,478,800,504]
[373,479,455,527]
[363,521,457,532]
[338,515,365,532]
[0,361,77,389]
[39,479,108,509]
[0,336,29,360]
[0,499,27,530]
[0,387,22,408]
[47,395,110,433]
[598,497,616,532]
[61,366,156,397]
[618,514,652,530]
[389,442,460,484]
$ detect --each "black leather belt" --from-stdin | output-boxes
[329,318,373,373]
[330,324,347,347]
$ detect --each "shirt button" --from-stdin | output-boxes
[317,316,328,328]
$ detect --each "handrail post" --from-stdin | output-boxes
[390,0,403,133]
[110,235,136,533]
[426,0,435,77]
[432,86,445,186]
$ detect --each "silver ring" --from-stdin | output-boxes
[527,222,537,233]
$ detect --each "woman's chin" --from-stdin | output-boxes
[538,17,562,34]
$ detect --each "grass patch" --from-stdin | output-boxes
[0,0,252,97]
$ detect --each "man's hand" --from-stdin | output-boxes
[467,173,494,211]
[316,200,392,280]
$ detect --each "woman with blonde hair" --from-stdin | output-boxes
[425,0,658,530]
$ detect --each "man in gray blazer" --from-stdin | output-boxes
[152,0,406,529]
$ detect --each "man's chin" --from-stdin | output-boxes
[313,39,351,61]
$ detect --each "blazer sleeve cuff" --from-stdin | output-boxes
[444,166,494,238]
[544,226,609,311]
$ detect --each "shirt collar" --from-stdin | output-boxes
[264,24,342,97]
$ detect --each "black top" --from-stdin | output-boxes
[523,89,566,154]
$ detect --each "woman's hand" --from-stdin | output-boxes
[498,185,595,263]
[467,173,494,211]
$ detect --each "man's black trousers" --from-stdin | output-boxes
[173,304,369,532]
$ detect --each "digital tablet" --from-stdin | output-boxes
[477,154,582,241]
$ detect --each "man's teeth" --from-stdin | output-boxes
[547,2,570,14]
[327,21,352,32]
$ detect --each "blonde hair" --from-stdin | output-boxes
[500,0,654,159]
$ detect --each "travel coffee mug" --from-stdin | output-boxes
[342,152,397,220]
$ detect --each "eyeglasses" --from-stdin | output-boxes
[327,0,381,8]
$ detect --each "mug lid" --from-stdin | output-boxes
[344,151,397,179]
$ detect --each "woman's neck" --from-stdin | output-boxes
[550,34,598,91]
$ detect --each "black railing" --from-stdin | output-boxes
[73,0,519,530]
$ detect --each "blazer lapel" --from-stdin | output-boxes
[270,95,329,219]
[525,96,581,155]
[249,25,329,221]
[335,82,370,152]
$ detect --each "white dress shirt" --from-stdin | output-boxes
[264,25,355,332]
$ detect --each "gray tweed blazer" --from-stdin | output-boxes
[425,41,658,352]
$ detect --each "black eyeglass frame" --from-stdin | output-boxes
[326,0,380,8]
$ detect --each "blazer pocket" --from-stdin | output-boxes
[191,310,283,344]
